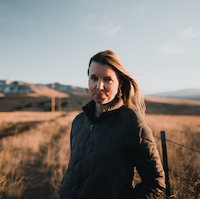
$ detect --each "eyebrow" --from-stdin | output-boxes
[90,74,112,78]
[89,72,113,79]
[90,74,97,77]
[104,76,112,79]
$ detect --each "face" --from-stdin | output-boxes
[88,61,122,105]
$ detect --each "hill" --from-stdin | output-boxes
[144,96,200,115]
[1,79,200,101]
[148,88,200,101]
[1,94,200,115]
[1,79,200,114]
[0,80,68,98]
[42,82,86,96]
[0,79,89,111]
[0,80,85,97]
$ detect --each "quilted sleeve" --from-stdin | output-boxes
[124,114,166,198]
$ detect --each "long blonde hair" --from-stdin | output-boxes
[88,50,146,115]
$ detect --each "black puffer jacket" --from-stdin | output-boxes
[59,99,165,199]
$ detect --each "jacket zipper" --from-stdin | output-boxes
[76,123,94,199]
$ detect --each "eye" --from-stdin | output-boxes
[91,76,98,81]
[104,77,112,82]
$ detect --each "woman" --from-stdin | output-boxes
[59,50,165,199]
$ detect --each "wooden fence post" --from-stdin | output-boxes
[51,83,55,112]
[58,83,62,111]
[161,131,171,198]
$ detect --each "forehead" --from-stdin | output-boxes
[89,61,118,77]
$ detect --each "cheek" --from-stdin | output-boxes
[113,86,118,95]
[88,80,94,91]
[106,84,118,95]
[111,82,119,92]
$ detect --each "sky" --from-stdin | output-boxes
[0,0,200,95]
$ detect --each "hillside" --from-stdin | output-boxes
[42,82,86,96]
[2,80,200,101]
[145,96,200,115]
[1,94,200,115]
[1,79,200,114]
[0,95,91,112]
[0,80,85,96]
[148,88,200,101]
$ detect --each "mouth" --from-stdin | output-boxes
[95,93,105,97]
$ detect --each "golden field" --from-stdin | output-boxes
[0,97,200,199]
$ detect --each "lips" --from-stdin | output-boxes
[95,93,105,98]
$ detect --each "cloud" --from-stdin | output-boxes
[181,28,200,38]
[191,31,200,38]
[83,14,122,38]
[181,28,194,38]
[157,42,185,55]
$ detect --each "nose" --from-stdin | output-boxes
[96,80,104,90]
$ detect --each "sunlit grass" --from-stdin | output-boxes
[0,111,199,198]
[145,114,200,198]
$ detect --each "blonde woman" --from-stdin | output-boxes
[60,50,165,199]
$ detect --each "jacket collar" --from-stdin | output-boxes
[100,98,124,113]
[83,98,124,122]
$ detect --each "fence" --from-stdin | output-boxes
[155,131,200,199]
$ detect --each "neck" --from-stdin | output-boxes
[95,104,107,117]
[95,97,121,117]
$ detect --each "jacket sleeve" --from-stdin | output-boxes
[124,114,166,198]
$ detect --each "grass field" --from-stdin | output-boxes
[0,98,200,198]
[0,111,78,199]
[145,114,200,198]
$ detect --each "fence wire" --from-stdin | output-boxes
[153,132,200,198]
[153,134,200,154]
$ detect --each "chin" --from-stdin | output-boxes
[94,98,107,105]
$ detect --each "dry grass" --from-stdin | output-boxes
[145,96,200,106]
[0,111,66,124]
[145,115,200,198]
[0,110,200,198]
[0,111,78,199]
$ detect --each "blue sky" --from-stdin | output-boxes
[1,0,200,95]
